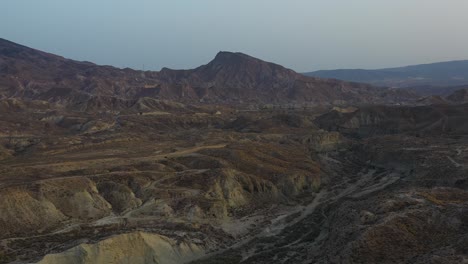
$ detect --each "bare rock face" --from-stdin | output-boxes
[97,181,142,214]
[37,232,204,264]
[39,178,112,220]
[0,145,11,160]
[0,188,66,237]
[0,178,113,238]
[300,131,343,152]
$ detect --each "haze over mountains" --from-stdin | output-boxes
[0,38,414,108]
[305,60,468,88]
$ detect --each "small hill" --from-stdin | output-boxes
[446,89,468,103]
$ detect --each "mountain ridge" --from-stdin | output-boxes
[304,60,468,88]
[0,38,415,108]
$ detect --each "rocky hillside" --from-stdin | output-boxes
[315,104,468,137]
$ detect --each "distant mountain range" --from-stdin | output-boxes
[0,38,414,110]
[403,85,468,96]
[304,60,468,88]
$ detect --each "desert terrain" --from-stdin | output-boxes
[0,39,467,263]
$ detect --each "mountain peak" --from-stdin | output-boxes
[211,51,257,65]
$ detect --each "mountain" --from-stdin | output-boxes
[0,38,415,108]
[156,51,416,104]
[304,60,468,88]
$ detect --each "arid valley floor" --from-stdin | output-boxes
[1,101,468,263]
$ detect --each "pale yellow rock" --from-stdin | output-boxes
[37,232,204,264]
[0,188,66,236]
[39,177,112,220]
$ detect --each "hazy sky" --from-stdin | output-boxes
[1,0,468,72]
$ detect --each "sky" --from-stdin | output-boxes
[1,0,468,72]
